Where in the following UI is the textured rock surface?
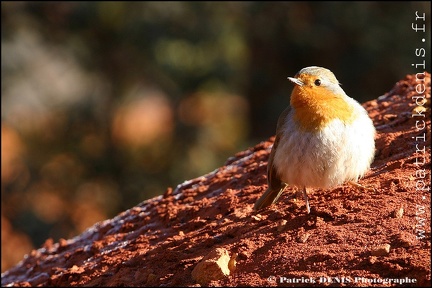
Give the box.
[191,247,234,285]
[1,73,431,287]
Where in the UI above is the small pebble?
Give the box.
[297,232,310,243]
[392,207,404,218]
[277,219,287,232]
[371,244,391,256]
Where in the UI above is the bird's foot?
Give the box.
[348,181,377,192]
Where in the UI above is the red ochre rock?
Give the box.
[191,247,234,285]
[1,73,431,287]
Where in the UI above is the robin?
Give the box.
[254,66,375,213]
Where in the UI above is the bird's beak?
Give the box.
[287,77,304,86]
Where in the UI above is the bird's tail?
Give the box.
[253,185,286,210]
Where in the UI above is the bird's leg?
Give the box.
[302,186,310,214]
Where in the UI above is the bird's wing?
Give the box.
[254,106,290,210]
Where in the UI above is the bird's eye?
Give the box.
[314,79,321,86]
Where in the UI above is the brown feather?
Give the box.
[254,107,290,210]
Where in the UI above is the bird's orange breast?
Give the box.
[290,85,356,132]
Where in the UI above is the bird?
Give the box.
[254,66,375,213]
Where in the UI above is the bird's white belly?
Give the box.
[273,114,375,188]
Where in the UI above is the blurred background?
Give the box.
[1,2,430,272]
